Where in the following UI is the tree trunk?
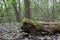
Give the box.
[21,18,60,35]
[18,0,21,20]
[24,0,30,19]
[51,0,55,22]
[12,1,20,22]
[3,0,10,22]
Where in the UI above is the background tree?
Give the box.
[12,0,20,22]
[24,0,30,19]
[0,0,60,22]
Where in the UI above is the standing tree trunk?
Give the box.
[3,0,10,22]
[51,0,55,22]
[12,0,20,22]
[24,0,30,19]
[46,0,51,22]
[18,0,21,20]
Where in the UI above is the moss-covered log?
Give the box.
[20,18,60,35]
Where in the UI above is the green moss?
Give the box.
[21,18,44,30]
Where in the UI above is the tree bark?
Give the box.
[12,1,20,22]
[18,0,21,19]
[21,18,60,35]
[3,0,10,22]
[24,0,30,19]
[51,0,55,22]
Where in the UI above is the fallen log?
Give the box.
[20,18,60,35]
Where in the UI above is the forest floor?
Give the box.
[0,23,60,40]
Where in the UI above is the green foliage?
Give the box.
[0,0,60,22]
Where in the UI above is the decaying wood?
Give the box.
[20,18,60,35]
